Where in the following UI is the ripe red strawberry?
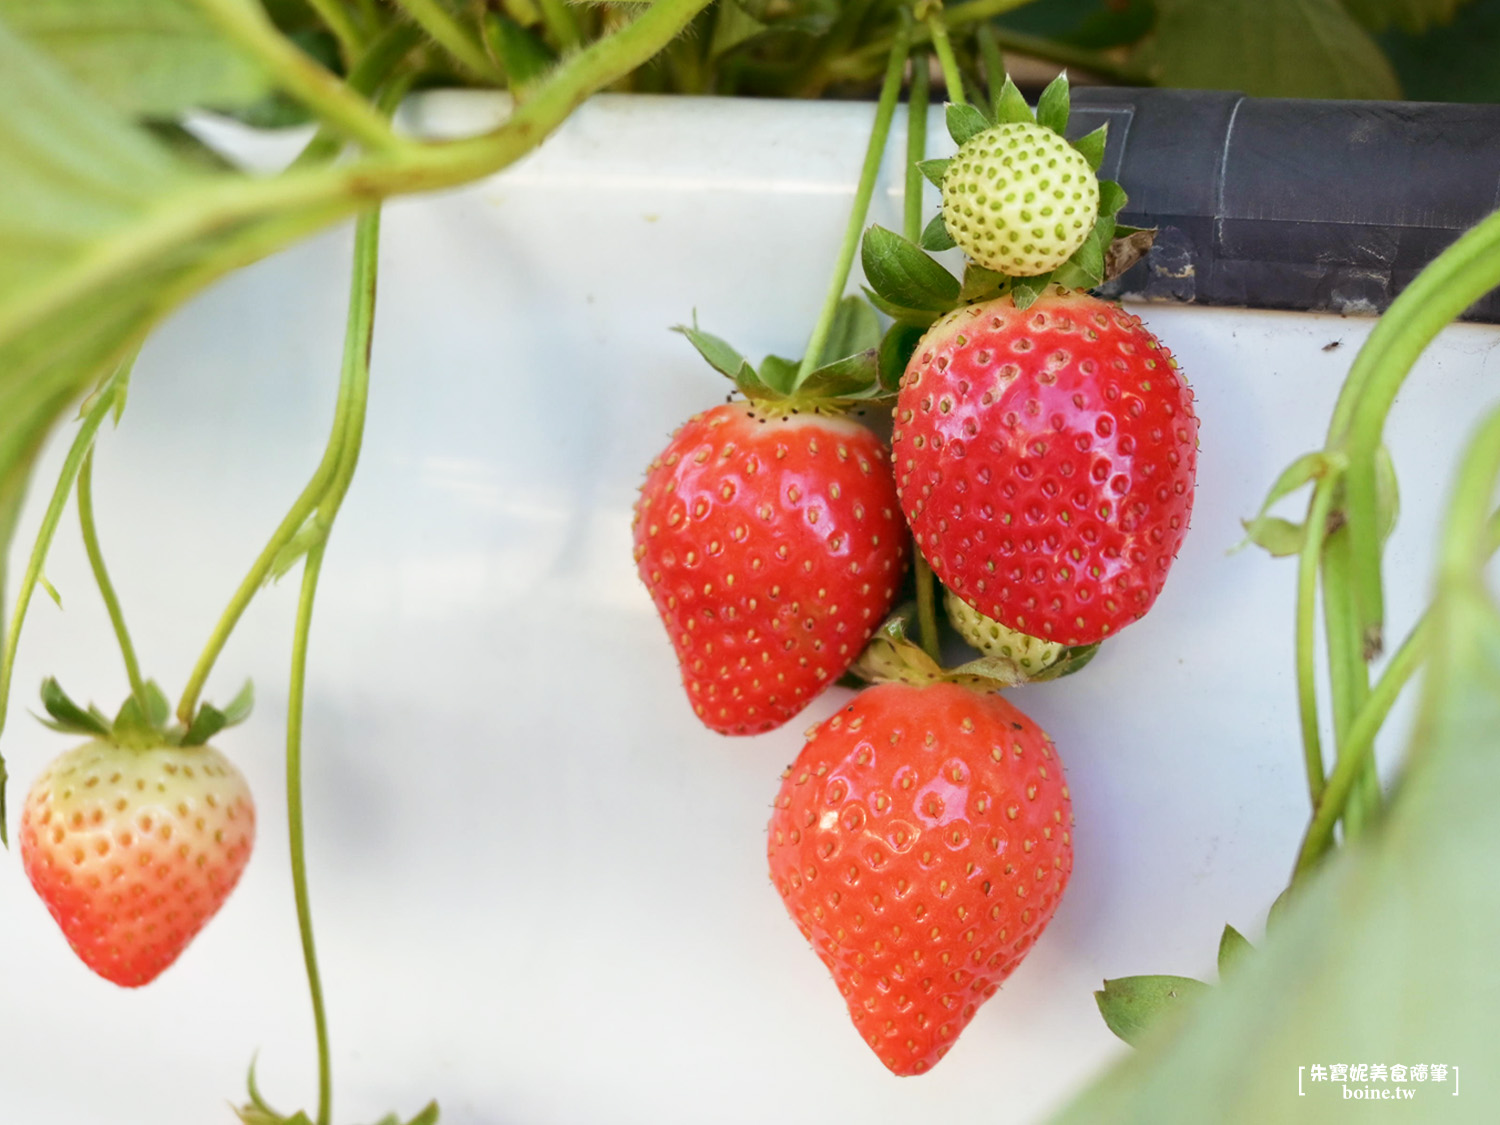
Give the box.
[20,737,255,987]
[768,680,1073,1075]
[893,289,1198,646]
[634,402,908,735]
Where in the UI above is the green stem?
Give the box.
[537,0,585,52]
[793,28,910,389]
[391,0,505,83]
[305,0,369,65]
[914,555,942,662]
[1327,208,1500,671]
[924,6,967,104]
[904,52,930,244]
[287,539,333,1125]
[290,205,380,1125]
[1295,473,1340,805]
[0,367,128,842]
[293,21,425,169]
[976,22,1005,105]
[186,0,410,153]
[1320,525,1373,837]
[77,449,150,714]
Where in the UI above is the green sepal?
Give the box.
[266,521,325,584]
[1240,515,1305,558]
[920,211,956,252]
[1029,642,1101,682]
[113,680,172,736]
[850,604,1082,692]
[1053,215,1113,290]
[1095,975,1211,1047]
[1072,124,1108,171]
[992,76,1035,126]
[481,12,556,93]
[1035,71,1070,135]
[863,288,942,327]
[38,678,111,738]
[959,262,1007,304]
[946,101,992,147]
[38,574,62,609]
[182,680,254,747]
[1098,179,1128,219]
[917,157,952,188]
[819,295,881,365]
[673,318,756,386]
[1217,923,1254,977]
[1376,443,1400,545]
[796,350,885,402]
[878,322,926,392]
[1010,272,1053,311]
[756,354,800,396]
[860,225,961,312]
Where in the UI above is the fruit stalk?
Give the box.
[77,448,151,717]
[902,50,943,662]
[793,25,910,390]
[920,2,966,104]
[0,363,130,840]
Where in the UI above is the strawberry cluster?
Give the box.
[634,74,1198,1076]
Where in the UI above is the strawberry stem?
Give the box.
[921,2,967,104]
[0,360,131,843]
[793,25,911,392]
[77,447,151,720]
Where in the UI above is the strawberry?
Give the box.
[893,289,1198,646]
[21,737,255,987]
[941,122,1100,277]
[767,680,1073,1075]
[19,679,256,987]
[634,401,909,735]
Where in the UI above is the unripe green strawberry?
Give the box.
[20,738,255,987]
[943,588,1065,675]
[941,122,1099,277]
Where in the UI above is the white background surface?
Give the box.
[1,94,1497,1124]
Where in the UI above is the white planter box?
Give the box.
[1,93,1495,1124]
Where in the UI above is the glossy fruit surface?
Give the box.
[635,402,908,734]
[768,681,1073,1075]
[894,290,1198,645]
[20,738,255,987]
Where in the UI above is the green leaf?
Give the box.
[860,226,961,313]
[1239,515,1306,557]
[0,0,274,117]
[1240,450,1345,551]
[482,12,558,92]
[708,0,768,57]
[1379,0,1500,103]
[1010,273,1053,311]
[1035,71,1070,135]
[1071,124,1107,171]
[917,157,951,188]
[1217,924,1254,977]
[878,322,925,392]
[946,101,992,147]
[1095,975,1211,1047]
[920,212,957,252]
[39,678,111,737]
[819,295,880,365]
[1143,0,1401,99]
[1342,0,1470,32]
[992,76,1035,125]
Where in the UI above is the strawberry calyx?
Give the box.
[36,675,253,751]
[674,294,898,417]
[847,603,1098,691]
[237,1057,439,1125]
